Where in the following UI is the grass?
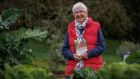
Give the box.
[104,39,122,55]
[26,39,65,78]
[103,54,121,65]
[26,40,49,59]
[102,39,122,66]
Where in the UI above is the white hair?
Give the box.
[72,2,88,14]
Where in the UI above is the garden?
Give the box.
[0,0,140,79]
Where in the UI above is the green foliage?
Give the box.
[102,39,121,65]
[25,38,65,73]
[4,64,54,79]
[0,33,34,67]
[71,63,140,79]
[103,55,121,65]
[0,8,47,69]
[46,40,65,72]
[104,39,121,55]
[126,50,140,64]
[100,62,140,79]
[123,64,140,79]
[107,62,128,79]
[12,27,47,42]
[24,28,47,42]
[0,8,21,30]
[116,41,140,62]
[71,67,101,79]
[84,0,134,39]
[1,0,140,41]
[0,27,47,68]
[117,41,140,54]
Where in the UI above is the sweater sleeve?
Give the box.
[62,32,74,60]
[87,29,105,58]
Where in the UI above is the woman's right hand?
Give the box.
[73,54,82,61]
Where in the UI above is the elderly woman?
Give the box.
[62,2,105,78]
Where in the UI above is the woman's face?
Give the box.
[74,10,87,23]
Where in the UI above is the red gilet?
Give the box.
[65,17,103,76]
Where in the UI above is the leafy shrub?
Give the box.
[41,35,65,72]
[4,64,54,79]
[116,41,140,62]
[0,8,47,70]
[126,49,140,64]
[117,41,140,54]
[0,34,34,67]
[0,27,47,69]
[100,62,140,79]
[71,62,140,79]
[0,8,21,30]
[71,67,101,79]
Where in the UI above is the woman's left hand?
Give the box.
[80,52,88,59]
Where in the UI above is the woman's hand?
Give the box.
[73,54,82,61]
[80,52,88,59]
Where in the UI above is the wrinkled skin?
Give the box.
[73,10,88,24]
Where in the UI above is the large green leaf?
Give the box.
[0,8,21,29]
[24,29,47,41]
[14,28,47,42]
